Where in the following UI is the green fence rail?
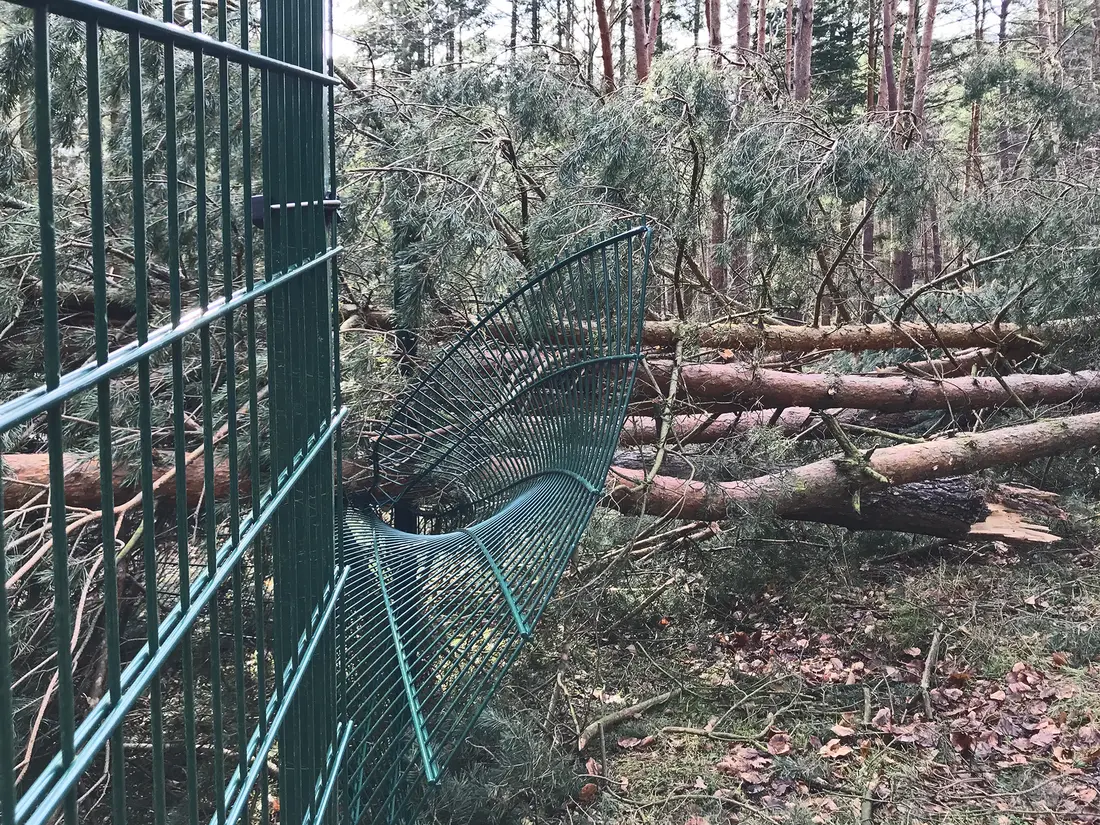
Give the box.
[0,1,345,823]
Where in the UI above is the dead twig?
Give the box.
[577,689,681,751]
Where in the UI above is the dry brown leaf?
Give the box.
[578,783,599,805]
[1052,651,1070,667]
[585,757,602,776]
[831,724,856,738]
[819,738,852,758]
[767,733,792,756]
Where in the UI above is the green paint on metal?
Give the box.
[343,224,651,822]
[2,0,344,823]
[458,528,531,638]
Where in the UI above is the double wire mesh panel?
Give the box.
[343,225,651,823]
[0,1,344,823]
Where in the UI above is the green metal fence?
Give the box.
[0,1,345,824]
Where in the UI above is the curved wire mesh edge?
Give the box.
[342,223,652,824]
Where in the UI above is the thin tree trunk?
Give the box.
[511,0,519,50]
[757,0,767,52]
[738,0,752,50]
[793,0,814,100]
[879,0,898,110]
[708,0,722,65]
[998,0,1012,174]
[910,0,938,130]
[785,0,794,87]
[897,0,918,107]
[647,0,663,66]
[866,0,878,109]
[620,0,628,84]
[595,0,616,90]
[632,0,649,78]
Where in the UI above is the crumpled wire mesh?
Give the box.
[341,223,651,823]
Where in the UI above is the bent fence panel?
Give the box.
[343,225,651,823]
[0,0,344,823]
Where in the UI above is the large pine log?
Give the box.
[620,409,818,444]
[2,452,237,511]
[347,306,1077,354]
[634,363,1100,413]
[604,412,1100,532]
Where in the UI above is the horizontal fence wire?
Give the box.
[0,0,344,824]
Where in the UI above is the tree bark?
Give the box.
[879,0,898,110]
[707,0,722,65]
[998,0,1012,174]
[639,317,1073,352]
[910,0,938,131]
[620,409,819,444]
[2,452,238,511]
[605,411,1100,529]
[897,0,918,107]
[785,0,794,87]
[738,0,752,50]
[350,307,1083,355]
[595,0,616,90]
[757,0,767,52]
[634,362,1100,413]
[631,0,662,80]
[792,0,814,100]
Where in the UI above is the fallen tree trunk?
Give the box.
[610,446,1057,540]
[2,452,237,511]
[604,412,1100,534]
[634,363,1100,413]
[347,305,1079,354]
[639,319,1073,352]
[10,411,1092,537]
[620,409,829,444]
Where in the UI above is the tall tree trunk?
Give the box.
[631,0,662,79]
[897,0,918,107]
[792,0,814,100]
[879,0,898,110]
[632,0,649,78]
[965,0,984,191]
[1093,0,1100,80]
[737,0,752,51]
[511,0,520,50]
[785,0,794,88]
[998,0,1012,174]
[595,0,616,90]
[910,0,938,130]
[707,0,722,65]
[1037,0,1050,76]
[866,0,878,109]
[648,0,663,66]
[757,0,767,52]
[620,0,628,84]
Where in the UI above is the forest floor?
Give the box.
[485,523,1100,825]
